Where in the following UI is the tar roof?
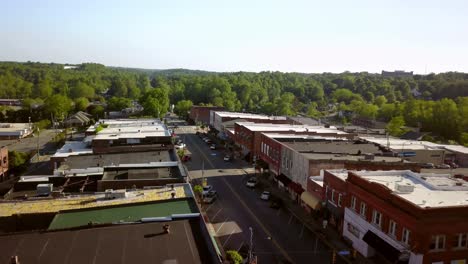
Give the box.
[0,185,192,217]
[237,122,348,134]
[283,141,380,154]
[354,170,468,208]
[264,133,346,141]
[215,111,287,120]
[0,219,215,264]
[301,153,402,162]
[48,199,198,230]
[59,150,173,170]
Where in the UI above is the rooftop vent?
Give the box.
[395,182,414,193]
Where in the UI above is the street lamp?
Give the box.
[249,227,253,263]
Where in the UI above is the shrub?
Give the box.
[226,250,243,264]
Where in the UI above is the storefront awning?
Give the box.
[300,192,321,210]
[362,231,401,263]
[276,174,292,186]
[288,182,304,195]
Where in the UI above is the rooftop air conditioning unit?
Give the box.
[395,182,414,193]
[37,183,53,196]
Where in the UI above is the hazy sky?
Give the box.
[1,0,467,73]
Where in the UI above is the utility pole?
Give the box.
[36,128,40,162]
[249,227,253,263]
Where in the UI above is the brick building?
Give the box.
[241,125,351,162]
[0,146,8,182]
[341,170,468,264]
[189,106,225,125]
[211,112,291,132]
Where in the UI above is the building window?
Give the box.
[350,196,356,211]
[402,228,410,245]
[372,210,382,228]
[388,220,397,238]
[454,233,468,248]
[338,194,342,207]
[330,189,335,203]
[325,185,329,196]
[430,235,446,251]
[359,202,367,218]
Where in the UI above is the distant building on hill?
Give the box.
[381,70,413,78]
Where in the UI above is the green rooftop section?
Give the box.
[48,199,197,230]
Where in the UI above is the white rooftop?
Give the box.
[215,111,287,120]
[326,169,349,181]
[354,170,468,208]
[441,144,468,155]
[52,141,93,158]
[360,136,444,150]
[360,136,468,154]
[93,124,170,140]
[237,122,348,134]
[263,133,347,141]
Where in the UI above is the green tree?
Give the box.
[175,100,193,118]
[386,116,406,136]
[374,95,387,107]
[74,97,89,111]
[107,97,132,111]
[44,94,72,120]
[140,88,170,118]
[226,250,243,264]
[306,102,322,118]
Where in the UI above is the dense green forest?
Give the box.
[0,61,467,145]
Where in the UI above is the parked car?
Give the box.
[436,164,451,169]
[202,185,214,195]
[210,144,216,150]
[421,163,435,169]
[224,155,232,162]
[448,162,459,169]
[260,191,271,201]
[206,139,213,144]
[246,177,257,188]
[175,143,186,149]
[202,191,218,203]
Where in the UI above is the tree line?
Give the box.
[0,61,467,145]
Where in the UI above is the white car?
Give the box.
[260,191,271,200]
[202,185,214,196]
[223,155,232,162]
[202,191,217,203]
[175,143,186,149]
[210,144,216,150]
[246,178,257,188]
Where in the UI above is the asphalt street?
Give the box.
[178,126,333,264]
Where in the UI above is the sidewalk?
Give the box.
[258,175,374,264]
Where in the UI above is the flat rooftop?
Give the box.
[58,150,173,170]
[48,199,198,230]
[354,170,468,208]
[102,166,182,180]
[0,219,215,264]
[215,111,287,120]
[264,133,347,141]
[0,184,192,217]
[52,141,93,158]
[283,141,380,154]
[359,136,442,151]
[301,153,402,162]
[361,136,468,154]
[0,123,30,131]
[237,122,348,134]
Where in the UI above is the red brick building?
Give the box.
[0,146,9,182]
[342,170,468,264]
[188,106,225,125]
[241,124,352,162]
